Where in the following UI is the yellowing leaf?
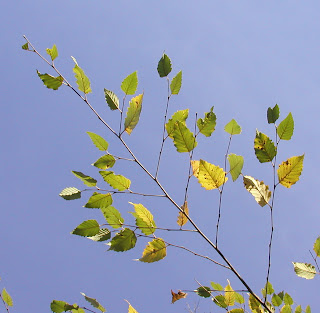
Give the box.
[129,202,156,235]
[165,109,189,138]
[224,282,235,306]
[191,160,200,176]
[292,262,316,279]
[71,56,92,94]
[2,288,13,307]
[125,300,139,313]
[177,201,189,227]
[277,155,304,188]
[124,94,143,135]
[248,294,263,313]
[243,176,271,207]
[171,290,187,304]
[139,238,166,263]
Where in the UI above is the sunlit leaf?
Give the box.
[80,292,106,312]
[234,292,245,304]
[93,154,116,170]
[284,293,293,305]
[277,155,304,188]
[37,70,63,90]
[72,171,97,187]
[295,305,302,313]
[280,304,292,313]
[272,293,283,307]
[129,202,156,235]
[171,290,187,304]
[254,130,277,163]
[157,53,172,77]
[170,70,182,95]
[2,288,13,307]
[108,228,137,252]
[277,113,294,140]
[71,220,100,237]
[87,228,111,242]
[84,192,113,209]
[100,171,131,191]
[213,295,227,308]
[125,300,138,313]
[305,305,311,313]
[229,309,244,313]
[228,154,244,181]
[196,286,211,298]
[165,109,189,138]
[124,94,143,134]
[101,206,124,228]
[261,281,274,297]
[172,121,197,152]
[313,236,320,257]
[197,106,217,137]
[71,56,92,94]
[292,262,316,279]
[224,283,235,306]
[50,300,68,313]
[104,89,119,110]
[139,238,166,262]
[191,160,200,176]
[243,175,271,207]
[177,201,189,227]
[87,132,109,151]
[267,104,280,124]
[59,187,81,200]
[224,119,241,135]
[121,71,138,95]
[248,294,263,313]
[210,281,223,291]
[46,44,58,61]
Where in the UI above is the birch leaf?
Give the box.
[243,176,271,207]
[177,201,189,227]
[278,155,304,188]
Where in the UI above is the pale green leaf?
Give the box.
[59,187,81,200]
[277,155,304,188]
[272,293,283,307]
[46,44,58,61]
[277,112,294,140]
[139,238,166,263]
[100,171,131,191]
[261,281,274,297]
[108,228,137,252]
[124,94,143,134]
[234,292,244,304]
[172,121,197,152]
[121,71,138,95]
[50,300,68,313]
[306,305,311,313]
[101,206,124,228]
[165,109,189,138]
[267,104,280,124]
[228,154,244,181]
[243,175,271,207]
[292,262,316,279]
[104,89,119,110]
[248,294,263,313]
[224,119,241,135]
[229,309,244,313]
[86,132,109,151]
[224,283,235,306]
[71,220,100,237]
[210,281,223,291]
[197,106,217,137]
[280,304,292,313]
[87,228,111,242]
[71,56,92,94]
[72,171,97,187]
[93,155,116,170]
[254,130,277,163]
[157,53,172,77]
[313,236,320,257]
[37,70,63,90]
[295,305,302,313]
[80,292,106,312]
[284,293,293,305]
[129,202,156,235]
[170,70,182,95]
[84,192,113,209]
[2,288,13,307]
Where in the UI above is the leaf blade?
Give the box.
[71,56,92,94]
[170,70,182,94]
[139,238,166,263]
[124,94,143,134]
[121,71,138,95]
[157,53,172,77]
[277,155,304,188]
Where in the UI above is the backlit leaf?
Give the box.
[108,228,137,252]
[87,132,109,151]
[267,104,280,124]
[124,94,143,134]
[121,71,138,95]
[272,293,283,307]
[100,171,131,191]
[46,44,58,61]
[126,301,139,313]
[277,155,304,188]
[224,119,241,135]
[139,238,166,262]
[228,154,244,181]
[210,281,223,291]
[22,42,29,50]
[313,236,320,257]
[248,294,263,313]
[261,281,274,297]
[224,283,235,306]
[37,70,63,90]
[80,292,106,312]
[104,89,119,110]
[171,290,187,304]
[277,113,294,140]
[234,292,244,304]
[170,70,182,95]
[213,295,227,308]
[87,228,111,242]
[196,286,211,298]
[295,305,302,313]
[72,171,97,187]
[165,109,189,138]
[50,300,68,313]
[157,53,172,77]
[306,305,311,313]
[191,160,200,176]
[59,187,81,200]
[172,121,197,152]
[292,262,316,279]
[71,220,100,237]
[129,202,156,235]
[280,304,292,313]
[84,192,113,209]
[197,107,217,137]
[177,201,189,227]
[71,56,92,94]
[229,309,244,313]
[243,175,271,207]
[101,206,124,228]
[93,155,116,170]
[284,293,293,305]
[2,288,13,307]
[254,130,277,163]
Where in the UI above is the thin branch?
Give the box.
[107,223,198,232]
[309,250,320,273]
[94,188,166,197]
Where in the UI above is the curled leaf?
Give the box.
[171,290,187,304]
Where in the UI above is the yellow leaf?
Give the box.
[224,282,235,306]
[177,201,189,227]
[243,176,271,207]
[171,290,187,304]
[139,238,166,263]
[277,155,304,188]
[191,160,200,177]
[197,159,227,190]
[125,300,138,313]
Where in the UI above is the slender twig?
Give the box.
[309,250,320,273]
[94,188,166,197]
[119,96,127,135]
[82,307,97,313]
[107,223,198,232]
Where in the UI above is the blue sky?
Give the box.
[2,1,320,312]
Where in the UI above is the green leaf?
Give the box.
[46,44,58,61]
[93,155,116,170]
[224,119,241,135]
[71,220,100,237]
[100,171,131,191]
[210,281,223,291]
[196,286,211,298]
[194,159,228,190]
[295,305,302,313]
[267,104,280,124]
[228,154,244,181]
[248,294,262,313]
[165,109,189,138]
[243,175,271,207]
[124,94,143,134]
[72,171,97,187]
[213,295,227,308]
[139,238,166,263]
[170,70,182,95]
[121,71,138,95]
[277,155,304,188]
[254,130,277,163]
[261,281,274,297]
[229,309,244,313]
[101,206,124,228]
[280,304,292,313]
[22,42,29,50]
[87,132,109,151]
[272,293,283,307]
[129,202,156,235]
[37,70,64,90]
[277,113,294,140]
[234,292,244,304]
[84,192,113,209]
[108,228,137,252]
[224,283,235,306]
[172,121,197,152]
[284,293,293,305]
[313,236,320,257]
[157,53,172,77]
[305,305,311,313]
[197,107,217,137]
[50,300,68,313]
[80,292,106,312]
[71,56,92,94]
[292,262,316,279]
[87,228,111,242]
[104,89,119,110]
[2,288,13,307]
[59,187,81,200]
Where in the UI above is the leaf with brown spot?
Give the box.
[177,201,189,227]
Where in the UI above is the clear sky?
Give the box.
[2,1,320,312]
